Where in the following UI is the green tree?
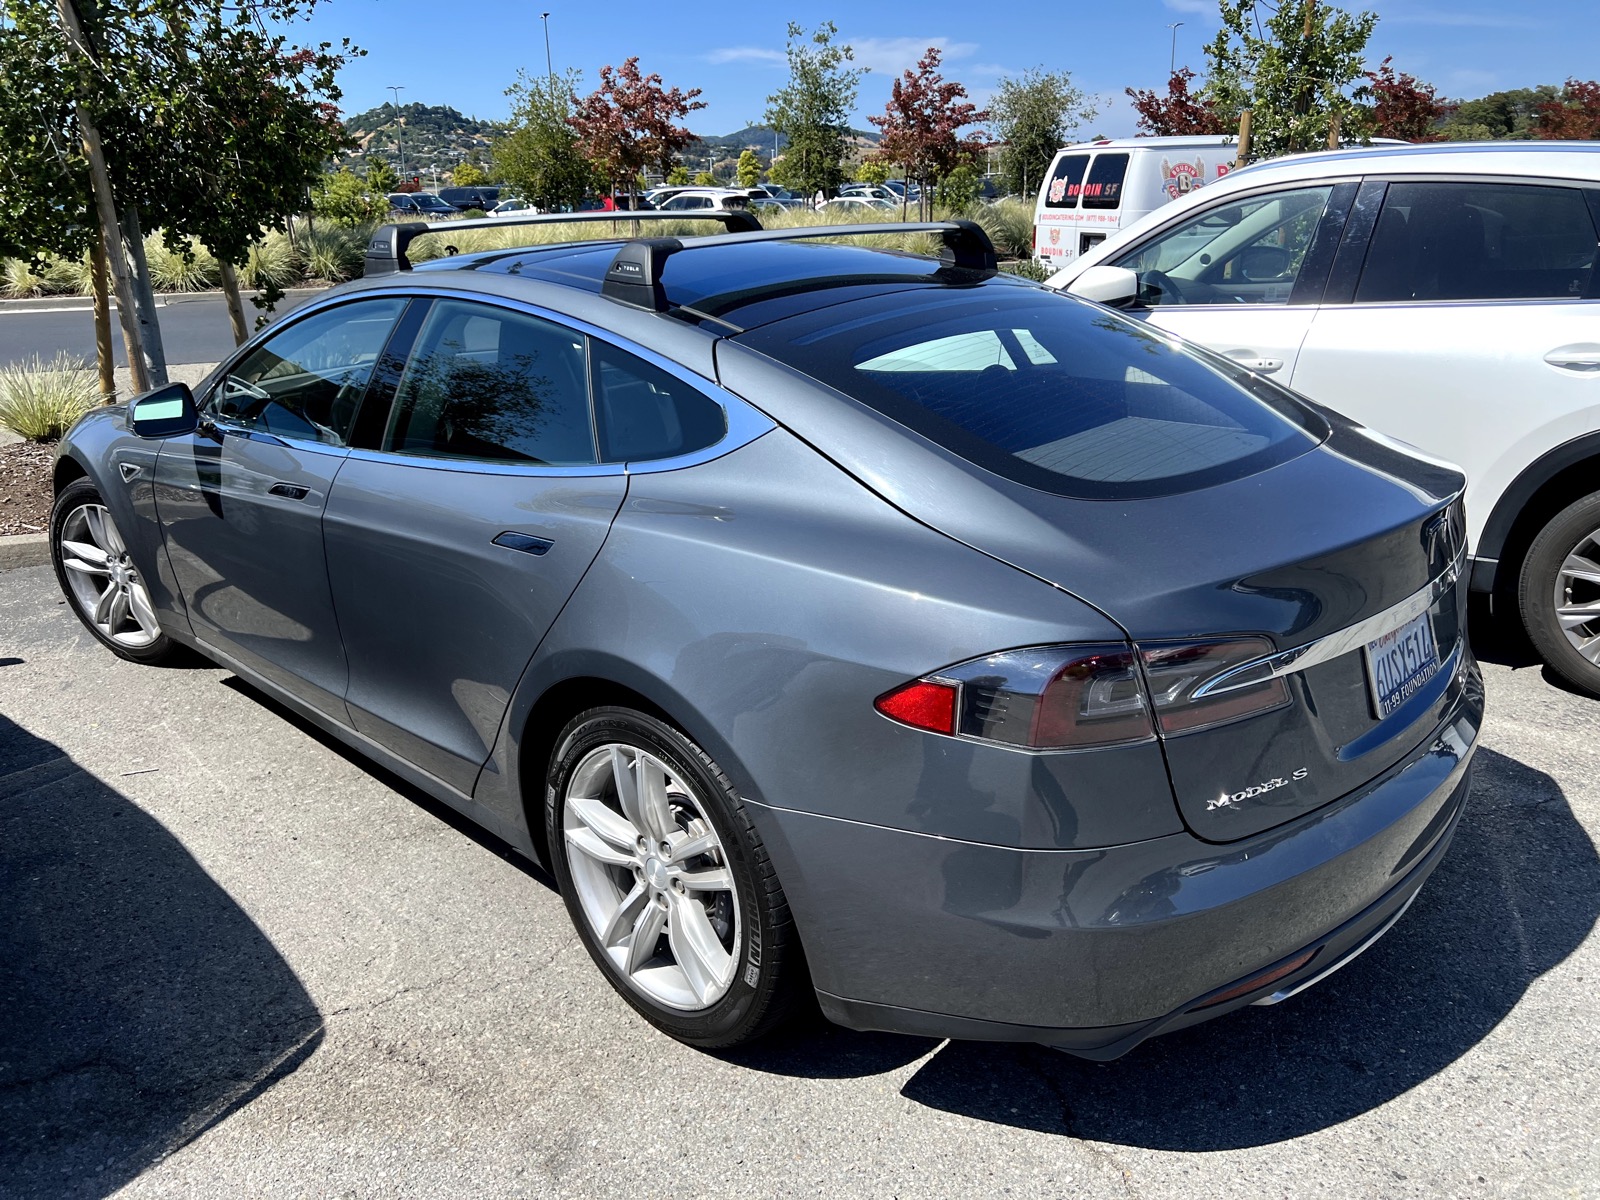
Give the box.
[365,157,399,194]
[693,171,716,186]
[935,162,982,213]
[492,68,598,212]
[313,168,385,227]
[736,149,762,188]
[0,0,355,387]
[1440,86,1559,140]
[855,158,891,187]
[764,21,866,200]
[666,165,691,185]
[989,67,1098,198]
[1203,0,1377,158]
[452,161,489,186]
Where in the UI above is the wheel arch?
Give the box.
[52,450,89,494]
[1474,431,1600,596]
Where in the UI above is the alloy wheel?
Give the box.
[57,503,162,650]
[1552,527,1600,665]
[562,743,740,1011]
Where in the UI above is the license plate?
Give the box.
[1364,611,1440,719]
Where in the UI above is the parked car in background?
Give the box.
[838,184,900,205]
[818,195,895,216]
[1050,141,1600,695]
[757,184,805,209]
[51,210,1479,1058]
[439,185,502,212]
[655,188,764,211]
[388,192,462,219]
[490,197,535,218]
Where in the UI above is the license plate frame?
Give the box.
[1363,610,1441,720]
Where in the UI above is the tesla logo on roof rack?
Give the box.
[609,260,643,278]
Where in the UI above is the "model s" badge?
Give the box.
[1208,768,1310,811]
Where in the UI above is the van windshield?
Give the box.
[739,288,1327,500]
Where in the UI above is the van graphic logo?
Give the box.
[1049,228,1060,245]
[1162,157,1206,199]
[1048,177,1068,203]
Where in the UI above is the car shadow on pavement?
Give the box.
[893,745,1599,1147]
[0,715,323,1198]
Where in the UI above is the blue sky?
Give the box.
[287,0,1600,137]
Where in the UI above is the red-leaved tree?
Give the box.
[1365,57,1451,142]
[869,47,988,219]
[1126,69,1232,136]
[1535,79,1600,139]
[569,57,705,198]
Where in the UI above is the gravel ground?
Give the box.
[0,441,53,537]
[1,566,1597,1199]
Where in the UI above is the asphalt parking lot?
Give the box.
[2,561,1597,1199]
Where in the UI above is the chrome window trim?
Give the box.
[253,283,776,478]
[1193,547,1466,700]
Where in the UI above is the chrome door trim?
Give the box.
[1193,548,1466,699]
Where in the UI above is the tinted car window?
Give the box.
[591,342,726,463]
[1081,153,1130,210]
[385,300,597,465]
[741,290,1325,500]
[1114,186,1333,306]
[1044,155,1090,209]
[211,298,406,445]
[1356,182,1599,303]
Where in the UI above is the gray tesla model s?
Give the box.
[49,214,1482,1057]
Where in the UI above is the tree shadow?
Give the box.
[0,715,323,1197]
[895,746,1599,1146]
[729,746,1598,1137]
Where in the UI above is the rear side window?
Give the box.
[1356,182,1599,303]
[385,300,597,465]
[1044,155,1090,209]
[1081,153,1130,210]
[741,290,1326,500]
[591,342,726,463]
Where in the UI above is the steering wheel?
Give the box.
[1138,269,1188,307]
[218,375,274,420]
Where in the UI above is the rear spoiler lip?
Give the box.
[362,209,763,276]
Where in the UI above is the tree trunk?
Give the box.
[118,206,169,388]
[1235,109,1254,169]
[89,234,115,402]
[216,256,249,346]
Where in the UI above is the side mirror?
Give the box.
[127,382,198,439]
[1067,264,1141,307]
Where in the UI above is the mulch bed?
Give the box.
[0,441,55,537]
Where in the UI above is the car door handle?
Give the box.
[493,530,555,557]
[1224,352,1284,374]
[267,483,311,500]
[1544,344,1600,372]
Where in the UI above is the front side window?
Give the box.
[385,300,597,465]
[210,298,406,445]
[741,290,1326,500]
[1114,186,1334,306]
[1355,181,1599,303]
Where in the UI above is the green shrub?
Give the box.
[300,226,365,282]
[145,236,219,291]
[459,208,489,220]
[45,250,96,296]
[1000,257,1052,282]
[243,231,301,290]
[973,197,1037,260]
[313,168,388,227]
[1,257,52,299]
[0,353,102,441]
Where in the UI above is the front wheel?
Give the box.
[1519,490,1600,696]
[50,478,176,664]
[546,707,804,1048]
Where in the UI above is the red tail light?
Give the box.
[875,638,1287,750]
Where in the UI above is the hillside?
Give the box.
[339,103,508,179]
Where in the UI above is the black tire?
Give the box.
[50,477,176,665]
[545,706,804,1048]
[1519,490,1600,696]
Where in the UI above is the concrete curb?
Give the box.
[0,533,49,570]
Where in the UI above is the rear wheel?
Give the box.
[546,706,803,1048]
[50,478,175,664]
[1519,490,1600,695]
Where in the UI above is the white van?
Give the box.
[1033,135,1241,268]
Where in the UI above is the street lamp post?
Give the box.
[1167,22,1183,76]
[540,12,554,83]
[388,84,406,182]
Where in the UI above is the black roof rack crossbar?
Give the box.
[597,220,998,311]
[363,208,764,276]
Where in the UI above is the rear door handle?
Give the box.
[267,482,311,501]
[1544,344,1600,372]
[1225,352,1284,374]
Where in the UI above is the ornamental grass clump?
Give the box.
[145,236,219,291]
[1,257,52,299]
[0,354,102,442]
[299,226,366,282]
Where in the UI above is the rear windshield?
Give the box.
[739,289,1326,499]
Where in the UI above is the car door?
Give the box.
[321,298,727,794]
[1290,178,1600,549]
[155,297,409,718]
[1092,181,1358,382]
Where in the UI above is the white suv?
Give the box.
[1049,142,1600,694]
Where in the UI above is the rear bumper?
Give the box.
[747,663,1482,1058]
